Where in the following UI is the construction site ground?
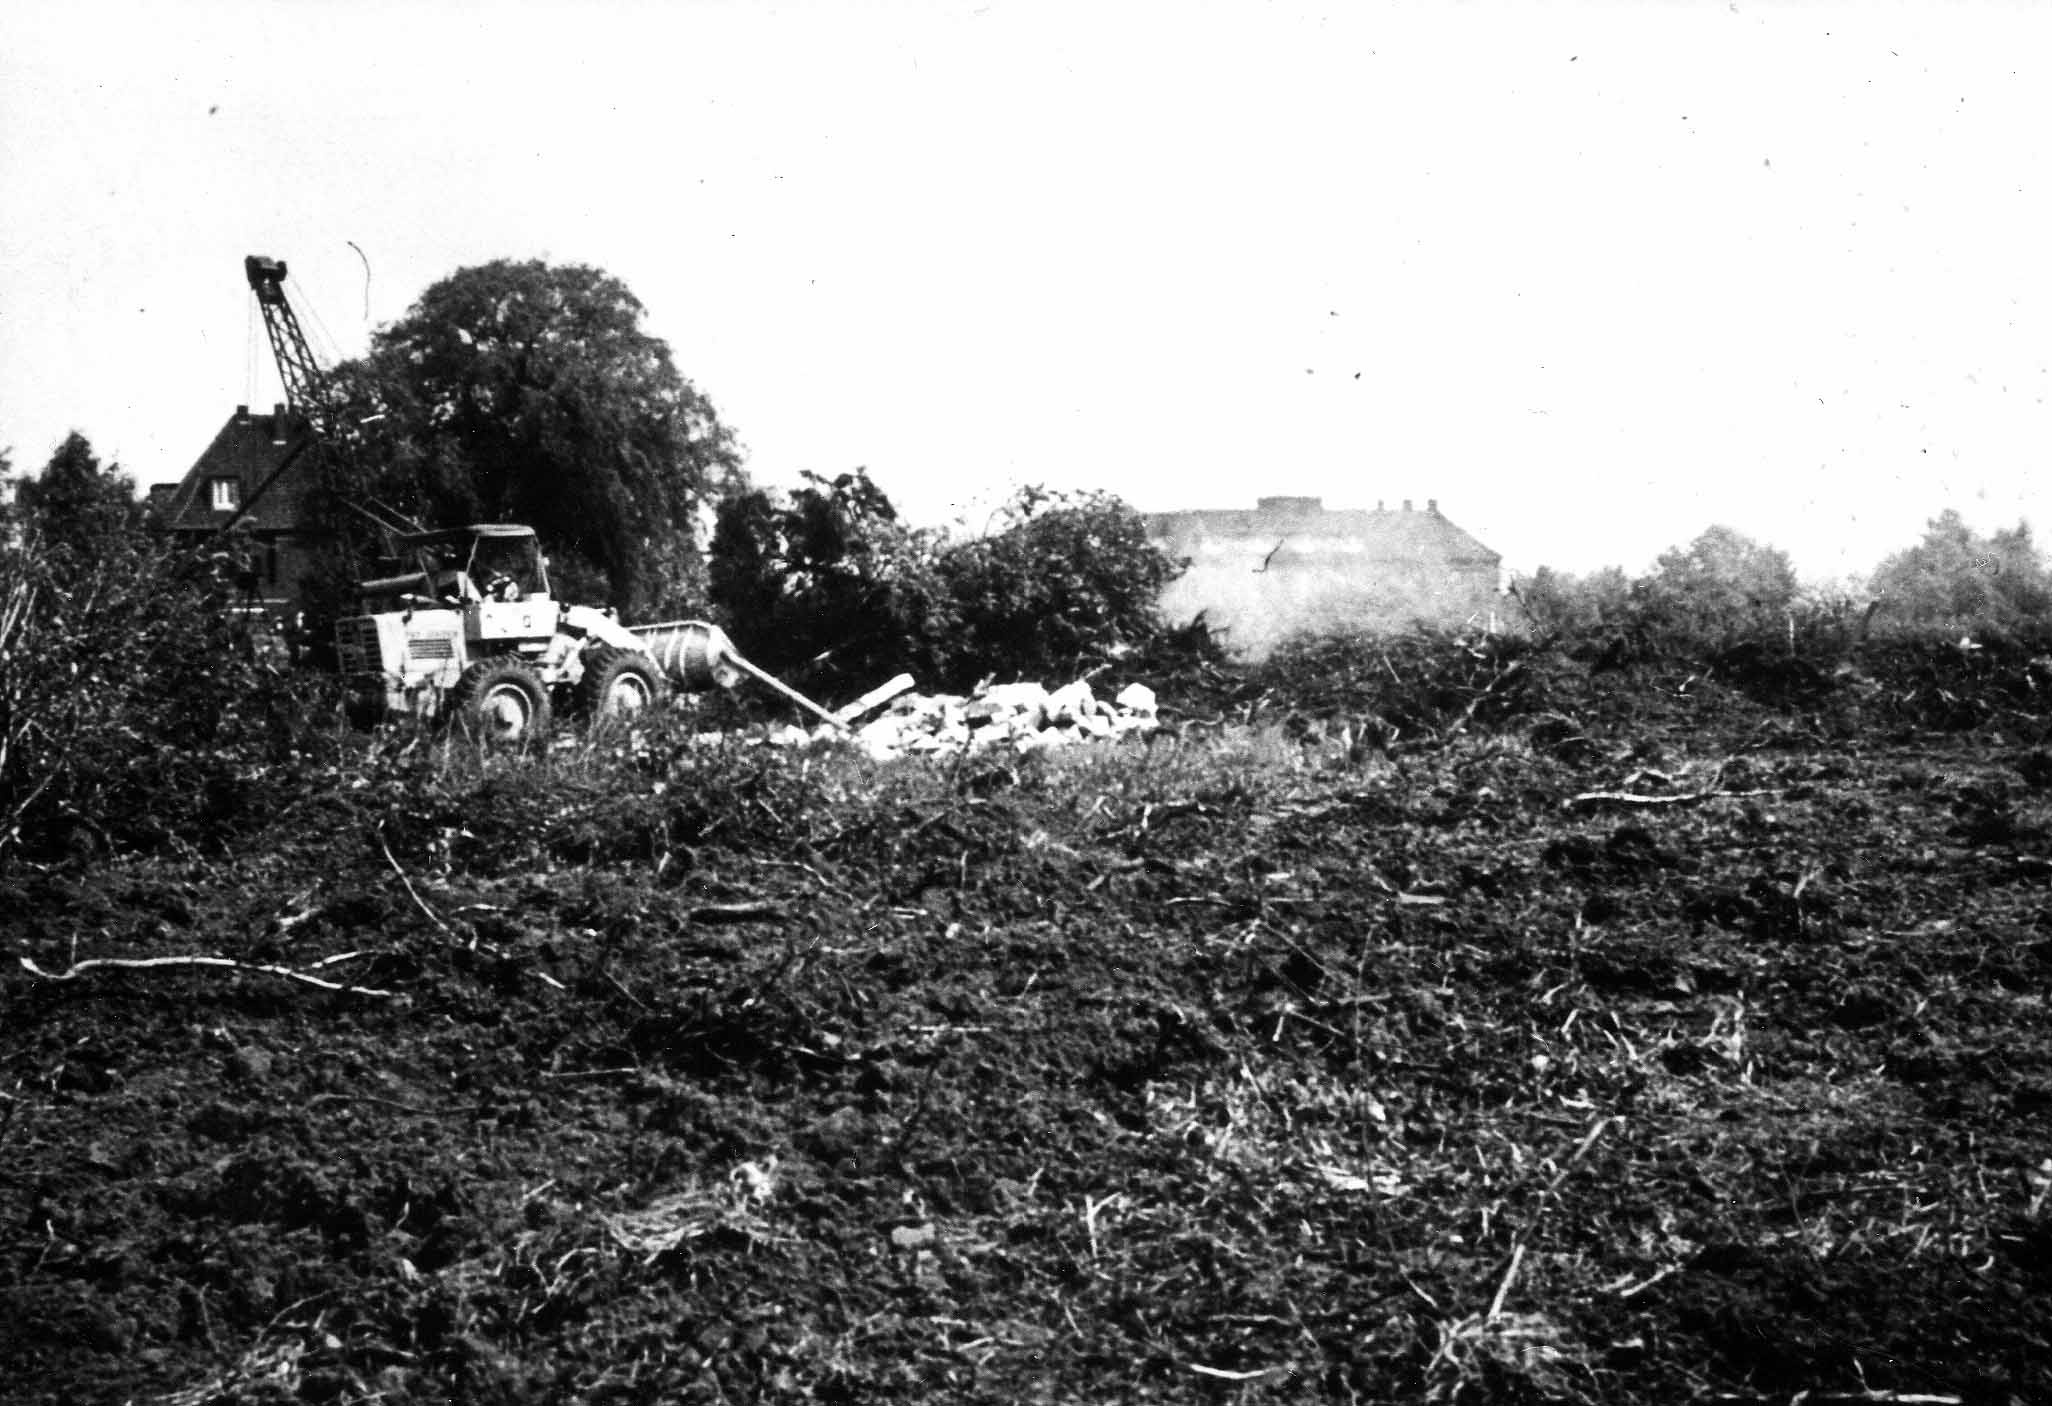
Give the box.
[4,640,2050,1404]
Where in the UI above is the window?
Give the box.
[210,478,239,511]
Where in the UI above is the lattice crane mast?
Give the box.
[244,255,330,431]
[230,254,415,540]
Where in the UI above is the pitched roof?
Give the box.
[1148,496,1500,566]
[152,406,320,535]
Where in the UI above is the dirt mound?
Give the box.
[3,643,2050,1403]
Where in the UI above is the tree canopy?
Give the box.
[1510,563,1635,641]
[9,432,143,566]
[939,486,1183,683]
[1868,509,2051,638]
[1639,525,1799,649]
[1511,526,1803,659]
[329,260,744,618]
[709,470,953,693]
[709,473,1187,695]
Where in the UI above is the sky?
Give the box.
[2,0,2046,581]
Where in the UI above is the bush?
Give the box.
[0,532,321,861]
[1510,566,1636,648]
[1513,528,1813,668]
[708,470,957,697]
[936,487,1183,690]
[709,475,1190,697]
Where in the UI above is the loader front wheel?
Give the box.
[576,645,668,723]
[449,661,552,745]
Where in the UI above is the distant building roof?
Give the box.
[1148,495,1500,566]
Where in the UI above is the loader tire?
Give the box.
[448,661,552,745]
[575,645,668,723]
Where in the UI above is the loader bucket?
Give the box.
[631,620,849,731]
[633,621,743,690]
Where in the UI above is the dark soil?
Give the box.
[4,643,2050,1404]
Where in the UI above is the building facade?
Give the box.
[1145,495,1502,656]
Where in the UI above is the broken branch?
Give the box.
[688,901,785,925]
[1564,787,1775,811]
[18,953,401,1000]
[378,830,459,939]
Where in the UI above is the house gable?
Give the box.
[148,404,328,616]
[152,404,318,535]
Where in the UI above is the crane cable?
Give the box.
[245,290,260,409]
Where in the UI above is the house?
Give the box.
[1145,495,1502,655]
[148,403,324,617]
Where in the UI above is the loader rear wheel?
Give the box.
[576,645,668,722]
[448,661,551,745]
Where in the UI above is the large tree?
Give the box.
[1868,509,2051,637]
[332,260,744,619]
[709,473,1188,694]
[12,432,143,565]
[1641,524,1799,648]
[708,469,953,692]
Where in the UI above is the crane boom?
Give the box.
[244,255,327,426]
[227,254,420,540]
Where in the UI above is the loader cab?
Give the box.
[393,524,550,607]
[462,526,551,604]
[417,525,556,645]
[354,525,557,643]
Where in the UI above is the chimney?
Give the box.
[271,403,288,445]
[1257,495,1323,515]
[1428,498,1439,514]
[1376,499,1386,511]
[1402,498,1413,512]
[234,404,250,424]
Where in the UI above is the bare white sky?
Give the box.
[2,0,2046,579]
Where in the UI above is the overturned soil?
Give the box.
[4,646,2051,1404]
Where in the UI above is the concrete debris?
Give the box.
[710,678,1161,760]
[845,678,1160,760]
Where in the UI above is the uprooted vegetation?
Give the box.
[5,614,2052,1404]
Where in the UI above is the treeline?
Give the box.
[1513,516,2052,659]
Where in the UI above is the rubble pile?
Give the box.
[846,679,1159,760]
[736,678,1158,759]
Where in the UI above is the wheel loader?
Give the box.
[333,524,845,743]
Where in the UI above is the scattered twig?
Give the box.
[305,1092,478,1115]
[305,950,375,970]
[1564,787,1775,811]
[1602,1263,1681,1299]
[688,901,785,924]
[376,826,565,991]
[1707,1387,1961,1395]
[1441,658,1525,742]
[1486,1242,1526,1321]
[1477,1116,1614,1323]
[17,953,400,1000]
[540,1066,642,1081]
[1545,1115,1615,1195]
[272,887,321,937]
[1082,1192,1125,1259]
[378,829,459,940]
[1186,1362,1284,1381]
